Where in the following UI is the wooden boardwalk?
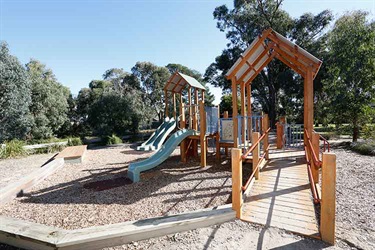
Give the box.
[242,150,320,238]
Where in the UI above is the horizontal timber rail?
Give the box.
[242,127,271,159]
[304,145,320,204]
[242,144,270,191]
[304,129,322,168]
[314,130,330,152]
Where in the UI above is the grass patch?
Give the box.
[67,137,83,146]
[0,140,27,159]
[350,140,375,156]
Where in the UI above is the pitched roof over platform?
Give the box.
[226,28,322,84]
[164,72,206,93]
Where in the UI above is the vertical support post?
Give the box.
[312,132,320,183]
[321,153,336,245]
[180,102,186,163]
[223,111,229,156]
[232,79,239,148]
[216,106,221,160]
[304,70,314,146]
[252,132,260,180]
[231,148,242,218]
[246,84,252,143]
[188,87,192,130]
[165,90,168,118]
[201,89,205,102]
[193,88,199,157]
[240,82,246,147]
[199,101,206,167]
[173,92,176,121]
[262,114,269,159]
[276,123,284,149]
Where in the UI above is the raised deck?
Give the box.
[241,150,320,239]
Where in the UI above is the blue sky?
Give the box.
[1,0,374,104]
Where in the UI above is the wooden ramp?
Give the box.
[242,151,320,239]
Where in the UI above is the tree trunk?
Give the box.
[268,83,277,129]
[352,116,359,142]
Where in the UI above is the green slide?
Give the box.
[128,129,195,182]
[137,117,176,151]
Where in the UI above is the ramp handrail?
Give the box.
[242,144,270,191]
[242,127,271,159]
[304,144,320,204]
[304,129,322,167]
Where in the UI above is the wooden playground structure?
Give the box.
[0,29,337,249]
[228,28,337,245]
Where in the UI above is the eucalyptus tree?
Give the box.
[324,11,375,141]
[0,42,32,141]
[26,60,70,139]
[205,0,332,125]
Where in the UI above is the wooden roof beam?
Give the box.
[163,72,178,91]
[272,44,310,73]
[226,28,273,80]
[245,52,276,85]
[274,53,306,78]
[237,45,273,84]
[171,76,185,93]
[268,32,320,69]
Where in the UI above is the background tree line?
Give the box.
[208,0,374,141]
[0,45,214,142]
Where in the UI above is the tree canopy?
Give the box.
[324,11,375,141]
[26,60,70,139]
[0,42,32,141]
[205,0,333,125]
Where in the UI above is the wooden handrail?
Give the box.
[304,145,320,204]
[242,127,271,159]
[304,129,322,167]
[242,144,270,191]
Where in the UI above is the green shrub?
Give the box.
[67,137,83,146]
[350,140,375,156]
[362,124,375,140]
[0,139,27,159]
[102,134,123,145]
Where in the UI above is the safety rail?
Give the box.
[304,144,320,204]
[242,127,271,159]
[242,144,270,191]
[241,127,271,191]
[317,131,331,152]
[304,129,322,168]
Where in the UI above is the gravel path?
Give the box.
[0,153,55,189]
[333,148,375,250]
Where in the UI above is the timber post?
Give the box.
[232,79,239,148]
[199,100,206,167]
[262,114,269,159]
[180,102,186,163]
[223,111,229,156]
[321,152,336,245]
[231,148,242,218]
[252,132,260,180]
[276,123,284,149]
[312,131,320,183]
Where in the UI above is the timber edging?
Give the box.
[0,204,235,250]
[0,158,65,205]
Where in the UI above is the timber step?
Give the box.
[56,145,87,163]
